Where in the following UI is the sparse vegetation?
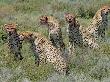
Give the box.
[0,0,110,82]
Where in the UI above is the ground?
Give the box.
[0,0,110,82]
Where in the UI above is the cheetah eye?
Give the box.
[6,28,9,29]
[11,28,15,30]
[40,19,43,21]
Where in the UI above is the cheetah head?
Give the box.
[64,13,76,24]
[39,15,48,25]
[4,23,18,34]
[19,31,33,41]
[100,5,110,16]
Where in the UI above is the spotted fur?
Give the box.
[64,13,83,54]
[65,13,99,51]
[86,5,110,40]
[40,16,65,53]
[4,23,23,60]
[19,31,69,75]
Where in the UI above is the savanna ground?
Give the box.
[0,0,110,82]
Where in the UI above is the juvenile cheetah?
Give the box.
[4,23,23,60]
[19,31,69,75]
[87,5,110,41]
[65,13,99,50]
[64,13,83,54]
[39,15,65,53]
[19,31,40,65]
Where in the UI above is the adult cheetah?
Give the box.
[65,13,99,51]
[39,15,65,53]
[64,13,83,54]
[4,23,23,60]
[19,31,69,75]
[86,5,110,41]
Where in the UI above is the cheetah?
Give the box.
[19,31,69,75]
[65,13,99,51]
[4,23,23,60]
[39,15,65,53]
[19,31,40,65]
[64,13,83,54]
[86,5,110,41]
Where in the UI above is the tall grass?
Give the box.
[0,0,110,82]
[51,0,110,18]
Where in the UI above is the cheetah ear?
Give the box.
[3,24,8,31]
[100,9,104,15]
[109,8,110,12]
[45,16,48,21]
[28,32,33,37]
[16,24,18,26]
[29,33,33,37]
[40,15,48,20]
[4,24,7,27]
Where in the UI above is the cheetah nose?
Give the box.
[105,12,108,15]
[8,32,13,35]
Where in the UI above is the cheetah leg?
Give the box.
[15,52,23,60]
[68,42,74,56]
[59,39,65,53]
[94,32,99,41]
[100,30,106,41]
[54,63,69,75]
[98,29,106,41]
[34,54,40,66]
[49,35,57,47]
[31,45,40,66]
[58,34,65,53]
[38,53,47,65]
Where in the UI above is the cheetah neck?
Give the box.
[93,9,108,24]
[68,22,76,28]
[47,21,60,34]
[67,20,79,32]
[48,21,59,28]
[29,37,36,51]
[7,30,19,41]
